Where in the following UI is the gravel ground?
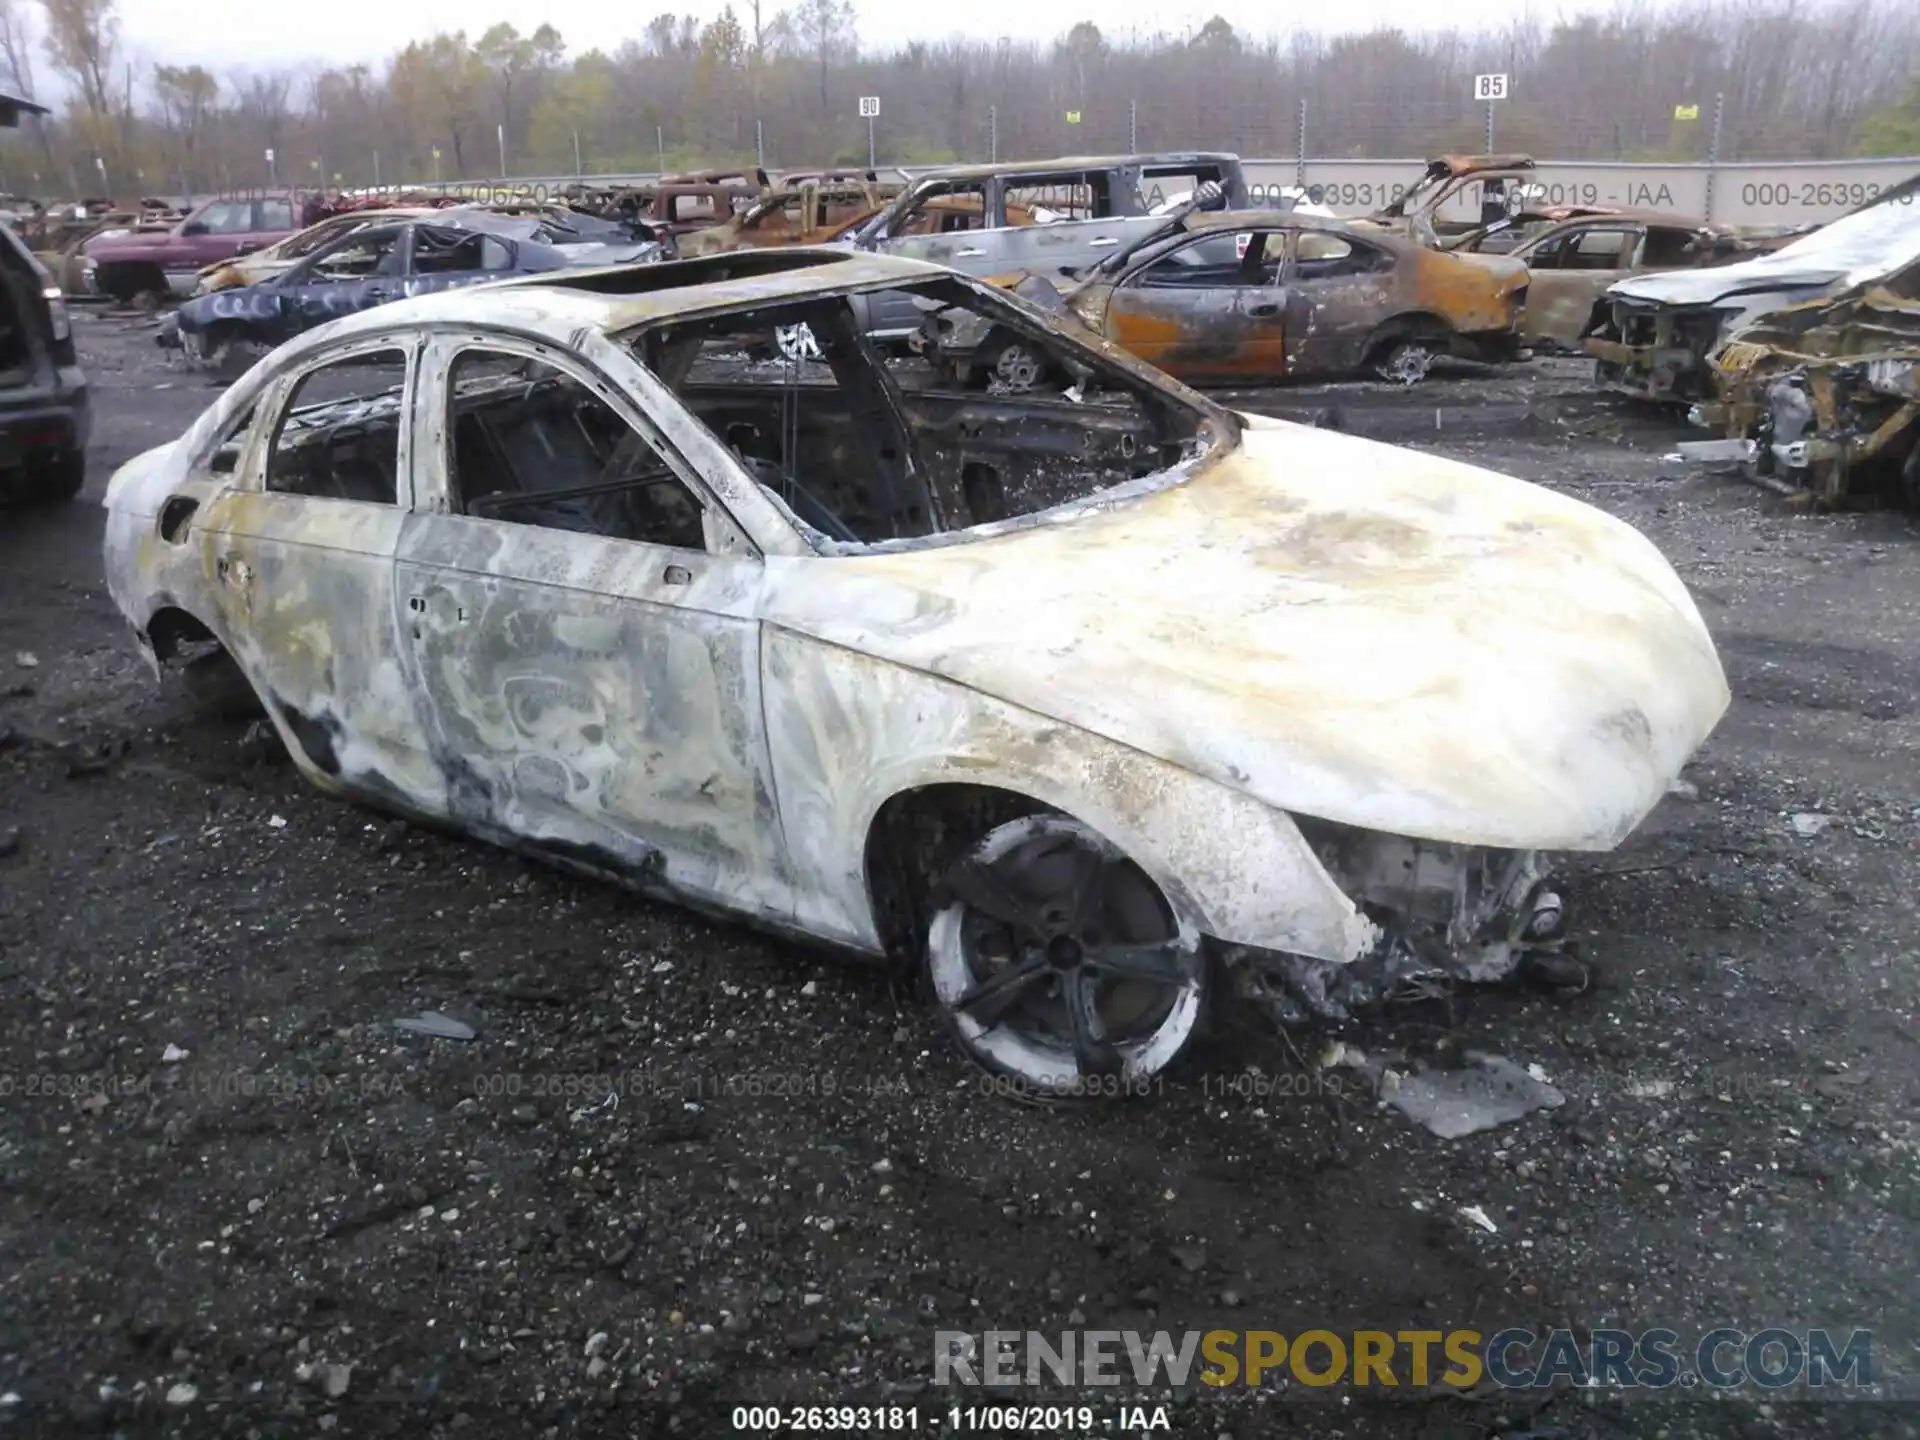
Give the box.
[1,312,1916,1439]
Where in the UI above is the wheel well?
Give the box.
[1366,312,1453,356]
[862,784,1054,962]
[145,606,218,663]
[98,259,166,302]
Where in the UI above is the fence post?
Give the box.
[756,119,765,170]
[1705,92,1725,222]
[656,125,666,178]
[1296,98,1307,188]
[988,105,998,163]
[1128,99,1137,153]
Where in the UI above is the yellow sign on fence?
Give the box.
[1065,110,1082,124]
[1674,103,1700,120]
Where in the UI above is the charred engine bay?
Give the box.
[1,312,1917,1438]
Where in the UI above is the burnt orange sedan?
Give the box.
[931,208,1530,389]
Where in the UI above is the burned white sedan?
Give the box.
[103,250,1729,1098]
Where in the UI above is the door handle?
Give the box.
[953,248,985,258]
[217,554,251,589]
[1088,237,1120,247]
[663,564,691,586]
[1249,302,1280,317]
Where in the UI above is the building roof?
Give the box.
[0,91,50,127]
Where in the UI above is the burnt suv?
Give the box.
[0,218,87,504]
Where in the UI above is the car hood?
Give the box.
[759,419,1728,852]
[1608,195,1920,307]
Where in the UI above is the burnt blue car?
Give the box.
[158,220,573,363]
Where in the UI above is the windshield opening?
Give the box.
[627,276,1217,549]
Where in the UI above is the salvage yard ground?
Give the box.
[1,310,1917,1438]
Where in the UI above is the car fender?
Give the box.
[761,626,1376,964]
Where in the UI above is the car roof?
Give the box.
[1178,208,1413,243]
[908,153,1240,184]
[268,249,952,349]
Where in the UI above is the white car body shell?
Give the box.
[103,254,1730,970]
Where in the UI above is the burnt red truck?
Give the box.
[80,193,317,305]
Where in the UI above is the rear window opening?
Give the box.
[628,275,1216,549]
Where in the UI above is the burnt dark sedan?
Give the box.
[157,220,574,364]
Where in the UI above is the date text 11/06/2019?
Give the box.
[729,1404,1171,1432]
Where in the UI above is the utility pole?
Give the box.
[572,130,582,175]
[1705,91,1726,222]
[1296,98,1307,188]
[373,150,380,187]
[497,123,506,178]
[656,125,665,177]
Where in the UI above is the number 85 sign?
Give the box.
[1474,73,1509,101]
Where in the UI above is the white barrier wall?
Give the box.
[425,156,1920,230]
[1237,157,1918,227]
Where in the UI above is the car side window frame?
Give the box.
[421,330,760,560]
[1283,231,1392,284]
[255,337,419,508]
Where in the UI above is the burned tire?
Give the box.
[925,813,1210,1101]
[974,333,1047,394]
[1366,320,1448,386]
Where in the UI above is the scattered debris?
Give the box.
[161,1043,189,1063]
[13,651,37,668]
[1790,812,1835,837]
[164,1382,198,1405]
[268,813,288,829]
[392,1012,476,1042]
[1665,438,1756,464]
[1370,1051,1566,1139]
[1459,1204,1499,1234]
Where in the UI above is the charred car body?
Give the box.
[102,250,1727,1093]
[194,207,442,295]
[922,205,1528,388]
[157,220,576,362]
[1451,209,1782,351]
[84,193,317,305]
[1361,154,1542,248]
[833,154,1248,342]
[1586,178,1920,405]
[1690,255,1920,507]
[674,179,904,258]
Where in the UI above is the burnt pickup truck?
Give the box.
[82,193,315,305]
[831,153,1247,343]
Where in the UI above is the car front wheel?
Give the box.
[925,813,1209,1100]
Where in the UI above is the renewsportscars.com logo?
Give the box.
[936,1327,1876,1392]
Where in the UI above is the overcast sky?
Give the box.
[105,0,1527,75]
